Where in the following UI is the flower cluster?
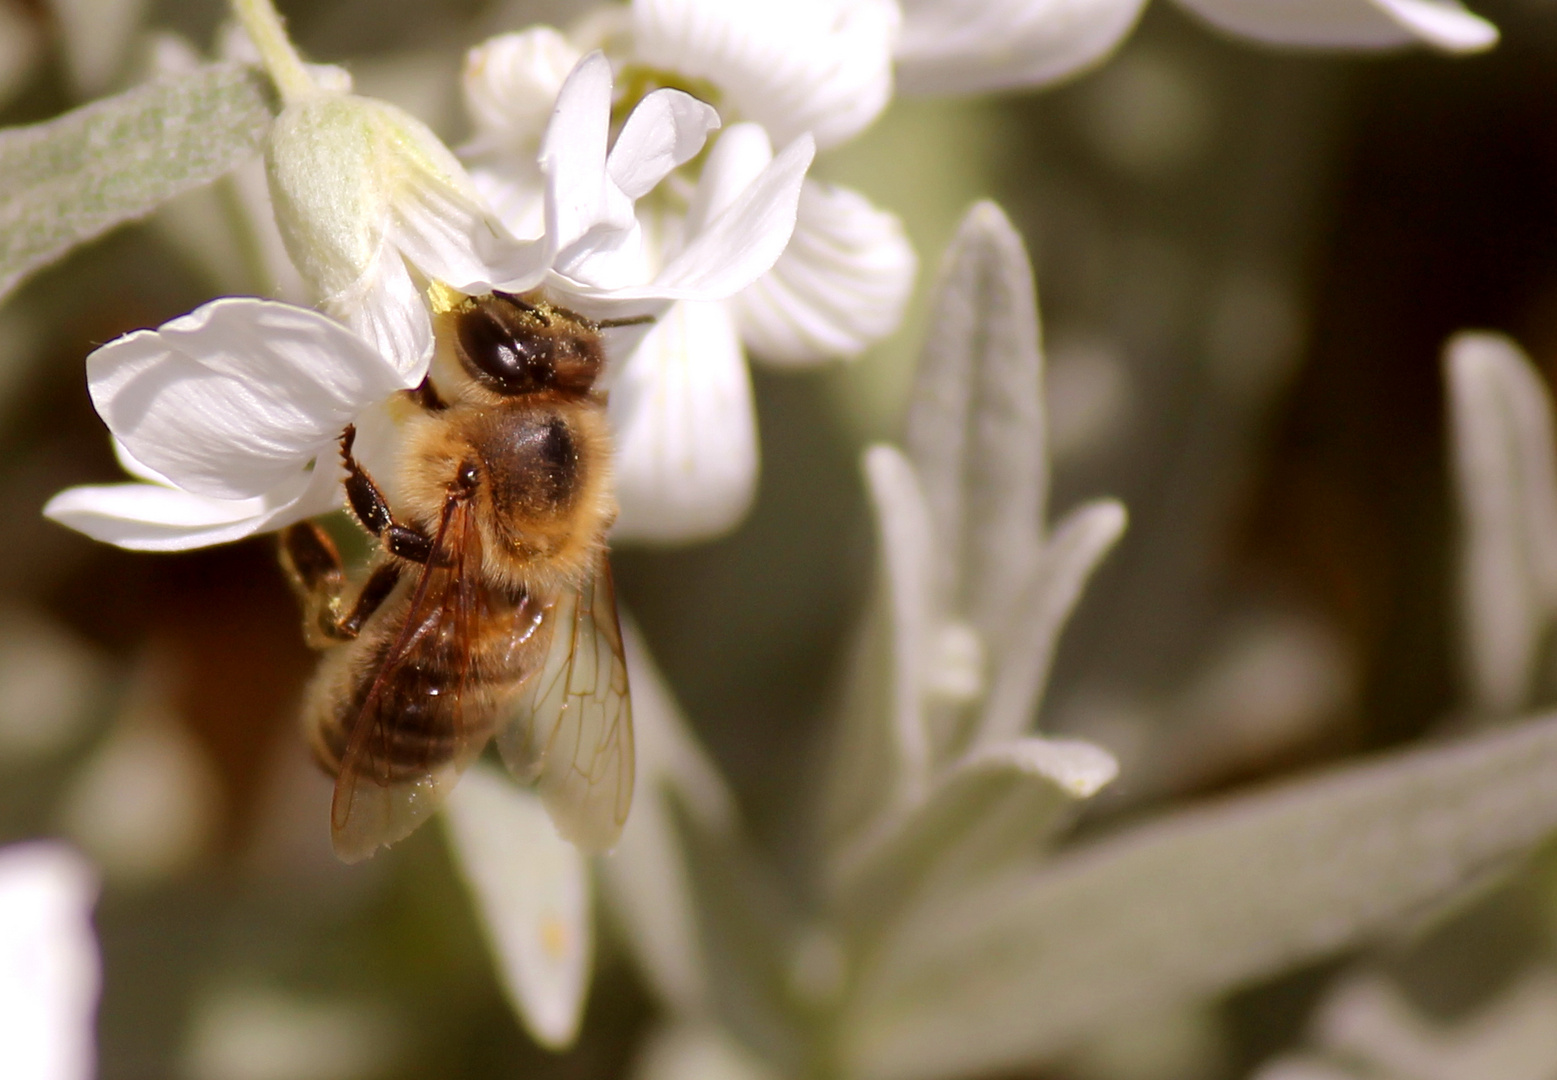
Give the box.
[459,1,918,540]
[45,14,812,550]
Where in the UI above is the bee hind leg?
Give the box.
[339,425,435,563]
[280,522,350,648]
[279,522,403,647]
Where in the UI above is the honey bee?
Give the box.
[279,290,636,863]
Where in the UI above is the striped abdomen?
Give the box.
[309,578,547,784]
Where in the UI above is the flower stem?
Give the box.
[230,0,316,105]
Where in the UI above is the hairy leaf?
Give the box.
[844,712,1557,1080]
[0,63,275,299]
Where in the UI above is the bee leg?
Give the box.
[339,425,436,564]
[280,524,404,646]
[279,522,349,648]
[408,376,446,412]
[335,562,402,639]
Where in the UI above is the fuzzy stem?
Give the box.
[230,0,316,104]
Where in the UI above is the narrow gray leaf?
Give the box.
[819,446,935,857]
[0,62,275,300]
[904,200,1047,637]
[974,498,1127,747]
[844,712,1557,1080]
[831,736,1116,937]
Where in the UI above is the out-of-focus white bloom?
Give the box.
[56,670,223,885]
[463,3,917,542]
[632,0,900,149]
[894,0,1497,97]
[0,842,99,1080]
[44,52,811,552]
[444,766,592,1050]
[1445,332,1557,717]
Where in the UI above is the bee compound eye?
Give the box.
[456,302,554,394]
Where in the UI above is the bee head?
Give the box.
[453,292,603,397]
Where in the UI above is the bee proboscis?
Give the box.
[280,290,635,862]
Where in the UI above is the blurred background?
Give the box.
[4,0,1557,1075]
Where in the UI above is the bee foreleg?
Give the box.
[340,425,436,564]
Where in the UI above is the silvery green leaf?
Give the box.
[1311,969,1557,1080]
[0,62,274,300]
[600,622,736,1014]
[633,1022,784,1080]
[45,0,151,97]
[442,765,591,1050]
[974,499,1127,747]
[1445,332,1557,715]
[904,200,1047,649]
[842,711,1557,1080]
[820,445,935,855]
[831,736,1117,932]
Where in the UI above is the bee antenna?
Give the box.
[596,314,656,329]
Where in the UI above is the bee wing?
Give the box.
[495,557,634,851]
[330,496,485,863]
[332,746,483,864]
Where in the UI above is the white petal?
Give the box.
[683,123,774,238]
[1173,0,1496,50]
[608,89,721,201]
[268,92,546,368]
[469,161,547,242]
[462,29,583,155]
[443,766,592,1050]
[389,134,551,299]
[0,842,98,1080]
[647,134,814,300]
[44,464,342,553]
[895,0,1148,95]
[540,52,634,264]
[87,298,401,501]
[327,249,435,386]
[733,180,916,365]
[632,0,899,149]
[610,301,757,542]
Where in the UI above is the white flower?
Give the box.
[632,0,900,150]
[894,0,1497,96]
[463,5,917,543]
[264,84,545,384]
[44,54,811,552]
[0,842,99,1080]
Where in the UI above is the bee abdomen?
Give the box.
[311,603,541,784]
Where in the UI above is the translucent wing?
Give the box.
[495,556,634,851]
[330,495,487,863]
